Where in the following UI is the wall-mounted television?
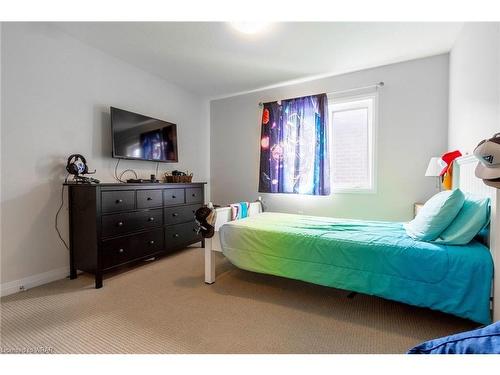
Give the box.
[111,107,178,162]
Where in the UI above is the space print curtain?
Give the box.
[258,93,330,195]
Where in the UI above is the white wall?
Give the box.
[211,54,449,221]
[0,22,3,292]
[448,23,500,154]
[448,22,500,321]
[0,23,210,288]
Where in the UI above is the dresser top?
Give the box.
[64,182,206,188]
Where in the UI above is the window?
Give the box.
[329,94,376,193]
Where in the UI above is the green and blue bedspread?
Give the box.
[219,212,493,324]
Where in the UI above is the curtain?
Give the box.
[258,93,330,195]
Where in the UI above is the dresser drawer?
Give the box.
[101,209,163,238]
[101,190,135,213]
[101,229,164,269]
[164,204,201,226]
[164,221,201,250]
[163,188,185,206]
[137,189,163,209]
[185,187,203,204]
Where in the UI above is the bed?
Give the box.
[204,157,495,325]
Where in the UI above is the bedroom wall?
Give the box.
[210,54,449,221]
[0,23,3,291]
[448,23,500,154]
[0,23,210,291]
[447,22,500,321]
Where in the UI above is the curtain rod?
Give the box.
[258,81,384,107]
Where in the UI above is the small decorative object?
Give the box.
[424,151,462,191]
[164,170,193,183]
[440,150,462,190]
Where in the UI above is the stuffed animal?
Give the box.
[195,205,216,238]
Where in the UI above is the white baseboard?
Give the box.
[1,266,69,297]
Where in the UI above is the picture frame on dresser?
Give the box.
[66,182,206,288]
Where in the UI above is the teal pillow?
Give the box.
[433,194,490,245]
[404,189,465,241]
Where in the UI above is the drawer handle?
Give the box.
[173,233,180,238]
[192,193,196,197]
[147,197,152,201]
[116,199,123,204]
[117,221,124,227]
[118,248,124,253]
[148,217,155,222]
[149,240,155,245]
[172,213,179,217]
[172,195,176,199]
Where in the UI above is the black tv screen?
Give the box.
[111,107,178,162]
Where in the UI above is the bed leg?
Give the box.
[204,238,215,284]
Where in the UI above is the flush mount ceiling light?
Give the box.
[229,22,271,35]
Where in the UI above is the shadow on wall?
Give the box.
[94,105,116,182]
[94,106,112,163]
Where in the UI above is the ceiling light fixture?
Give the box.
[229,22,270,35]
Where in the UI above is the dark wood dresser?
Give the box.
[66,182,206,288]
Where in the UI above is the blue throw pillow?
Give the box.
[404,189,465,241]
[408,321,500,354]
[433,194,490,245]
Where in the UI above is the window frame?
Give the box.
[328,92,378,194]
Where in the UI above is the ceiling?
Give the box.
[55,22,463,99]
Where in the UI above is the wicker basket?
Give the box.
[164,174,193,183]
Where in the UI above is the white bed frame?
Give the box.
[205,157,500,320]
[204,200,263,284]
[453,155,499,320]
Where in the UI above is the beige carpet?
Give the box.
[1,246,478,354]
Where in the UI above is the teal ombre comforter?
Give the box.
[219,212,494,324]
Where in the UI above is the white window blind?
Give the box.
[329,96,376,192]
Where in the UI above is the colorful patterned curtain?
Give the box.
[258,93,330,195]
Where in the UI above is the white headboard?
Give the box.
[453,155,496,248]
[453,155,495,199]
[453,154,497,249]
[212,201,262,231]
[453,155,499,321]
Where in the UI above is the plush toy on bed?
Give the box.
[195,203,216,238]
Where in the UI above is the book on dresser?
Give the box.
[66,182,206,288]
